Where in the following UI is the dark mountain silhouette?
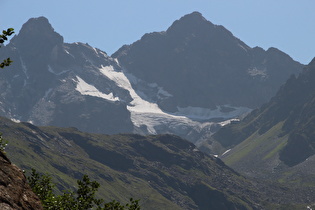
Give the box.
[113,12,302,112]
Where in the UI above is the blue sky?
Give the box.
[1,0,314,64]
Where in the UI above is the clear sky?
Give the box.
[1,0,314,64]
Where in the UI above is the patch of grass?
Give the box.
[224,122,285,165]
[263,139,287,160]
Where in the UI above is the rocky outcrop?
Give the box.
[0,151,42,210]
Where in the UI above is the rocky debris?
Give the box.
[0,151,43,210]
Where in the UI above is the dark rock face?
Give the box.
[113,12,302,111]
[0,152,42,210]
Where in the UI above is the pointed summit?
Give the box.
[166,11,214,35]
[178,11,207,22]
[10,17,63,55]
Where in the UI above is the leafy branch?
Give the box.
[0,28,14,68]
[0,134,8,153]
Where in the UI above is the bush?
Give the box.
[27,169,140,210]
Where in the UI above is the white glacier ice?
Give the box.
[74,76,119,102]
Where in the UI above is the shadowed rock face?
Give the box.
[0,152,43,210]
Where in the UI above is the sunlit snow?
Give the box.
[74,76,119,102]
[218,118,240,127]
[64,49,75,58]
[11,118,21,123]
[221,149,231,156]
[99,65,169,114]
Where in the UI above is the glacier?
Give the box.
[96,65,251,140]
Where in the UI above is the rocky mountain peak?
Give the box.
[10,16,63,56]
[177,11,207,23]
[166,11,214,36]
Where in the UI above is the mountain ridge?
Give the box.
[0,12,303,145]
[113,12,302,112]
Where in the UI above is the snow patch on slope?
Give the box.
[11,118,21,123]
[74,76,119,102]
[219,118,240,127]
[221,149,231,157]
[99,65,168,114]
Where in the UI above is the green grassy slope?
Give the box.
[222,122,289,177]
[1,116,262,209]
